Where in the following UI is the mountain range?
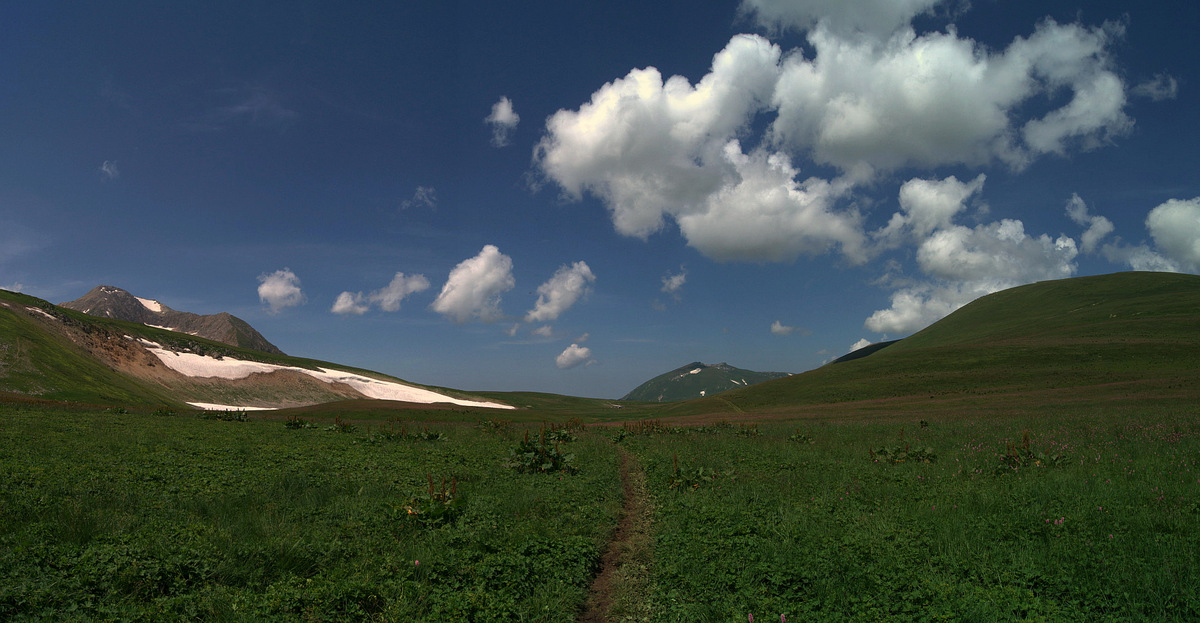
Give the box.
[2,271,1198,417]
[621,361,790,402]
[60,286,284,355]
[0,287,510,411]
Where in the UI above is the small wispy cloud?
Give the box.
[1065,193,1114,254]
[661,267,687,300]
[401,186,438,210]
[1133,73,1179,102]
[332,272,431,315]
[485,96,520,147]
[99,160,119,180]
[849,338,872,352]
[187,85,299,133]
[770,320,809,336]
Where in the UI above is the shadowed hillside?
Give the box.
[659,272,1200,418]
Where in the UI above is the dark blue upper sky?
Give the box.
[3,0,1198,398]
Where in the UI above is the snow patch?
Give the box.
[700,390,706,396]
[26,307,57,320]
[146,323,199,336]
[689,368,703,375]
[144,348,513,409]
[189,402,277,411]
[136,297,163,313]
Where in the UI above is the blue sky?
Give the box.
[2,0,1198,399]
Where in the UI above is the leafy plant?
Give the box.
[787,429,815,444]
[325,416,356,433]
[545,427,577,443]
[399,473,464,528]
[364,424,446,444]
[666,454,721,491]
[284,415,315,429]
[509,429,577,474]
[995,430,1070,473]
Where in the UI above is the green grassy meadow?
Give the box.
[618,411,1199,621]
[0,406,620,621]
[2,402,1197,621]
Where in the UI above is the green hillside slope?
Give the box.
[666,272,1200,415]
[0,291,181,406]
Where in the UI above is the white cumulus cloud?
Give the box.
[1146,198,1200,272]
[525,261,595,323]
[770,19,1129,171]
[258,268,305,314]
[536,12,1132,264]
[866,178,1080,335]
[431,245,515,323]
[740,0,945,39]
[556,343,593,369]
[331,291,369,315]
[485,96,520,147]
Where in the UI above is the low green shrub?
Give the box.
[508,429,577,474]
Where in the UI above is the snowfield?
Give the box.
[144,346,513,409]
[136,297,163,313]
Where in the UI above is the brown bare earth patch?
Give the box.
[579,446,653,623]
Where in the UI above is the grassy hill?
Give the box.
[620,362,791,402]
[659,272,1200,419]
[0,290,183,407]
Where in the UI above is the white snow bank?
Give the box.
[26,307,57,320]
[145,348,513,409]
[147,323,199,336]
[189,402,277,411]
[136,297,163,313]
[689,368,702,374]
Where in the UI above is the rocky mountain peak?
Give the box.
[61,286,285,356]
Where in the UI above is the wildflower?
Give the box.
[415,560,420,566]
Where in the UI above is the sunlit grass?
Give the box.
[620,410,1200,621]
[0,405,621,621]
